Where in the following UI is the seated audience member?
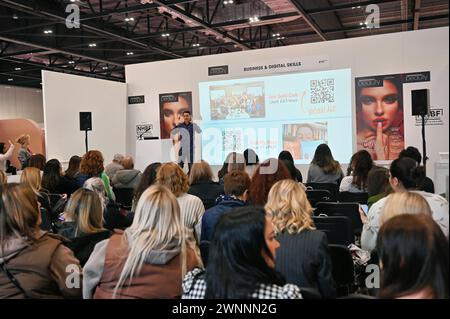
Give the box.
[65,155,82,179]
[0,170,6,186]
[157,163,205,257]
[201,170,250,241]
[0,183,81,299]
[361,158,449,252]
[132,162,161,212]
[16,134,32,170]
[84,177,131,230]
[111,156,141,190]
[104,153,124,181]
[399,146,435,193]
[367,166,392,208]
[339,150,373,193]
[28,154,46,171]
[248,158,291,206]
[188,160,223,210]
[377,214,449,299]
[42,159,79,197]
[20,167,52,213]
[0,140,14,172]
[244,148,260,178]
[182,206,302,299]
[76,150,115,201]
[217,152,246,185]
[83,185,200,299]
[307,144,344,184]
[278,150,303,183]
[56,188,110,266]
[266,179,336,298]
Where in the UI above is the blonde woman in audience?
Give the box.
[157,163,205,260]
[84,177,131,230]
[83,185,200,299]
[56,188,110,266]
[16,134,32,170]
[0,183,81,298]
[379,192,432,226]
[20,167,52,214]
[266,179,336,298]
[361,157,449,252]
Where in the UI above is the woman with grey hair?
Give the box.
[84,177,132,230]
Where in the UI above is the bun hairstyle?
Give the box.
[389,157,425,190]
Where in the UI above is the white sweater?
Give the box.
[0,144,14,172]
[361,191,449,252]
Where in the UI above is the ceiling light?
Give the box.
[68,60,75,64]
[44,30,53,34]
[224,0,234,4]
[102,66,109,70]
[89,43,97,47]
[124,17,135,22]
[193,43,200,47]
[14,67,21,71]
[126,52,134,56]
[7,78,13,82]
[162,33,170,37]
[249,16,260,23]
[272,33,280,37]
[12,14,18,20]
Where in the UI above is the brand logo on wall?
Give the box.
[356,78,383,88]
[128,95,145,104]
[415,108,444,126]
[160,94,179,102]
[208,65,229,76]
[404,72,430,83]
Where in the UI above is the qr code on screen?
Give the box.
[222,129,242,153]
[310,79,335,104]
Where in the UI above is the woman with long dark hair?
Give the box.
[377,214,448,299]
[42,159,78,196]
[339,150,373,193]
[182,206,302,299]
[306,144,343,185]
[278,150,303,183]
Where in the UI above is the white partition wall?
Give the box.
[42,71,127,165]
[126,27,449,189]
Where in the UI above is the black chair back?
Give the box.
[306,183,339,201]
[306,189,332,207]
[315,202,363,235]
[113,187,134,210]
[199,240,210,267]
[339,192,368,204]
[328,244,354,297]
[312,215,354,246]
[39,207,53,232]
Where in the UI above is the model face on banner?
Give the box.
[359,80,400,132]
[161,96,190,136]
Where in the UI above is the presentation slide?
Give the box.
[198,68,353,165]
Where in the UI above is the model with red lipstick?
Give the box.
[356,78,404,160]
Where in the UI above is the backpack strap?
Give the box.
[0,245,33,299]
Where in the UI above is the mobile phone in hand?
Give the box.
[360,204,369,215]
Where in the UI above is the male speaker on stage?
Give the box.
[171,110,202,173]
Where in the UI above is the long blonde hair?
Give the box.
[265,179,315,234]
[113,185,186,297]
[156,162,189,197]
[0,171,6,186]
[380,191,432,226]
[20,167,42,194]
[64,188,105,236]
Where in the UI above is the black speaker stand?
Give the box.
[84,130,89,153]
[420,113,428,173]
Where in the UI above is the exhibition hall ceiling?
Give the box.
[0,0,448,88]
